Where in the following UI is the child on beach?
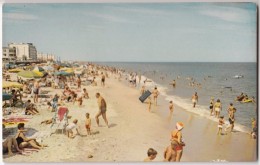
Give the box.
[143,148,157,162]
[85,113,91,135]
[65,119,80,139]
[217,116,225,135]
[168,101,174,121]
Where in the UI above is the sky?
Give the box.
[2,3,257,62]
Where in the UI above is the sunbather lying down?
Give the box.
[40,116,72,125]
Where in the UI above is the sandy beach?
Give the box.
[2,69,257,163]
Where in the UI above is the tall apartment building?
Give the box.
[8,43,37,60]
[2,47,16,62]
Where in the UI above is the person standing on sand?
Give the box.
[33,80,40,103]
[217,116,225,135]
[164,140,178,162]
[214,99,222,118]
[143,148,157,162]
[168,101,174,121]
[209,97,214,116]
[76,76,81,89]
[171,122,185,162]
[191,92,198,108]
[101,72,105,87]
[152,86,159,106]
[225,108,236,132]
[85,113,91,135]
[95,93,109,128]
[140,85,145,96]
[147,97,152,112]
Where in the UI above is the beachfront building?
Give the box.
[8,43,37,61]
[2,47,16,62]
[37,53,56,62]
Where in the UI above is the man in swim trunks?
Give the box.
[191,92,198,108]
[95,93,109,128]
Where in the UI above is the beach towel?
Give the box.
[58,107,68,121]
[3,117,30,126]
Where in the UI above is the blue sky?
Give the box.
[2,3,257,62]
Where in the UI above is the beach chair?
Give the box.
[50,106,69,134]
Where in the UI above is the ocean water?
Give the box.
[97,62,257,132]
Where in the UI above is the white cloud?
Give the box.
[200,6,252,23]
[3,12,38,21]
[84,12,134,24]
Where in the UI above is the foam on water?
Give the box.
[144,77,251,134]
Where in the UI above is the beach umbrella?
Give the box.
[8,68,23,73]
[43,65,54,71]
[2,93,12,101]
[33,66,45,72]
[59,67,74,73]
[2,81,23,88]
[54,71,73,76]
[18,70,43,79]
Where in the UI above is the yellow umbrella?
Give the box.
[8,68,23,73]
[59,67,74,73]
[3,81,23,88]
[33,71,44,77]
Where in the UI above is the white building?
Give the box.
[2,47,16,62]
[8,43,37,60]
[37,53,56,61]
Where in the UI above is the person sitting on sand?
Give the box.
[85,113,91,135]
[164,141,178,162]
[24,100,39,115]
[191,92,198,108]
[171,122,185,162]
[152,87,159,106]
[66,119,80,139]
[15,123,47,150]
[214,99,222,118]
[76,96,83,107]
[217,116,225,135]
[82,88,89,99]
[3,136,23,156]
[144,148,157,162]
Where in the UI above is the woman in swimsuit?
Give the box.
[214,99,222,118]
[15,123,47,150]
[170,122,185,162]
